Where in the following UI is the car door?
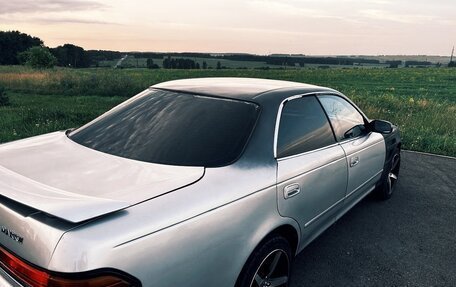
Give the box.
[318,95,385,214]
[276,95,348,247]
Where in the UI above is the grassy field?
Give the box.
[100,55,289,69]
[0,93,124,143]
[0,66,455,156]
[100,55,386,69]
[98,54,451,69]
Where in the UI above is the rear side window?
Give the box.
[277,96,336,158]
[69,89,259,167]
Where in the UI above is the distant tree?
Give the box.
[386,60,402,68]
[405,60,432,67]
[163,56,172,68]
[146,58,160,69]
[216,61,222,69]
[0,31,43,65]
[195,62,200,69]
[50,44,90,68]
[448,61,456,68]
[86,50,123,65]
[162,57,197,69]
[18,46,57,68]
[202,61,207,69]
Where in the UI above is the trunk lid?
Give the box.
[0,131,204,223]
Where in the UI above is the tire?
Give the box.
[376,149,401,200]
[236,235,292,287]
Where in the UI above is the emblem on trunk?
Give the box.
[1,226,24,244]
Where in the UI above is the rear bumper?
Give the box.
[0,266,23,287]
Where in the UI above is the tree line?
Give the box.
[0,31,123,68]
[0,31,43,65]
[1,30,454,69]
[163,57,200,69]
[0,31,213,69]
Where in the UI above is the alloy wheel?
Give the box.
[387,153,400,195]
[250,249,289,287]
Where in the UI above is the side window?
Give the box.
[277,96,336,158]
[318,95,366,141]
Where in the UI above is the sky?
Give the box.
[0,0,454,55]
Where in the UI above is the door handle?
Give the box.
[350,156,360,167]
[284,183,300,199]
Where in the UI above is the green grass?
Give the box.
[0,66,455,156]
[0,92,125,143]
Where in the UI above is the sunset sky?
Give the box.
[1,0,454,55]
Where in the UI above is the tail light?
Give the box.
[0,245,140,287]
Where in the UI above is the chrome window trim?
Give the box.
[341,136,384,157]
[276,142,341,162]
[273,91,345,159]
[338,133,367,145]
[337,130,380,147]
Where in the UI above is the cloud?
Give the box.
[248,0,321,16]
[0,0,106,15]
[359,9,435,24]
[0,0,114,26]
[246,0,364,25]
[32,17,114,25]
[364,0,392,4]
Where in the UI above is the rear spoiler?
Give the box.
[0,165,129,223]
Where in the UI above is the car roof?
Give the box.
[151,77,336,102]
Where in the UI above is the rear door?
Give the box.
[276,95,348,245]
[318,95,385,213]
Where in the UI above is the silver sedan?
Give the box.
[0,78,401,287]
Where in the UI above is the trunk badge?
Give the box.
[1,226,24,244]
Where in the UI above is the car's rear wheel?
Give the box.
[376,149,401,200]
[236,235,292,287]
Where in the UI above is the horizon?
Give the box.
[4,30,452,58]
[1,0,454,56]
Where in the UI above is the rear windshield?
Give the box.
[69,89,259,167]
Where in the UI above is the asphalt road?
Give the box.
[291,151,456,286]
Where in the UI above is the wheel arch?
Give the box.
[268,224,300,255]
[235,223,300,287]
[247,223,300,262]
[377,125,401,186]
[242,223,300,271]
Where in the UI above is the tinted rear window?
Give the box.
[69,89,259,167]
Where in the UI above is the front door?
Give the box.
[318,95,385,214]
[276,95,348,247]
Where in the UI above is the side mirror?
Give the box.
[369,120,393,134]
